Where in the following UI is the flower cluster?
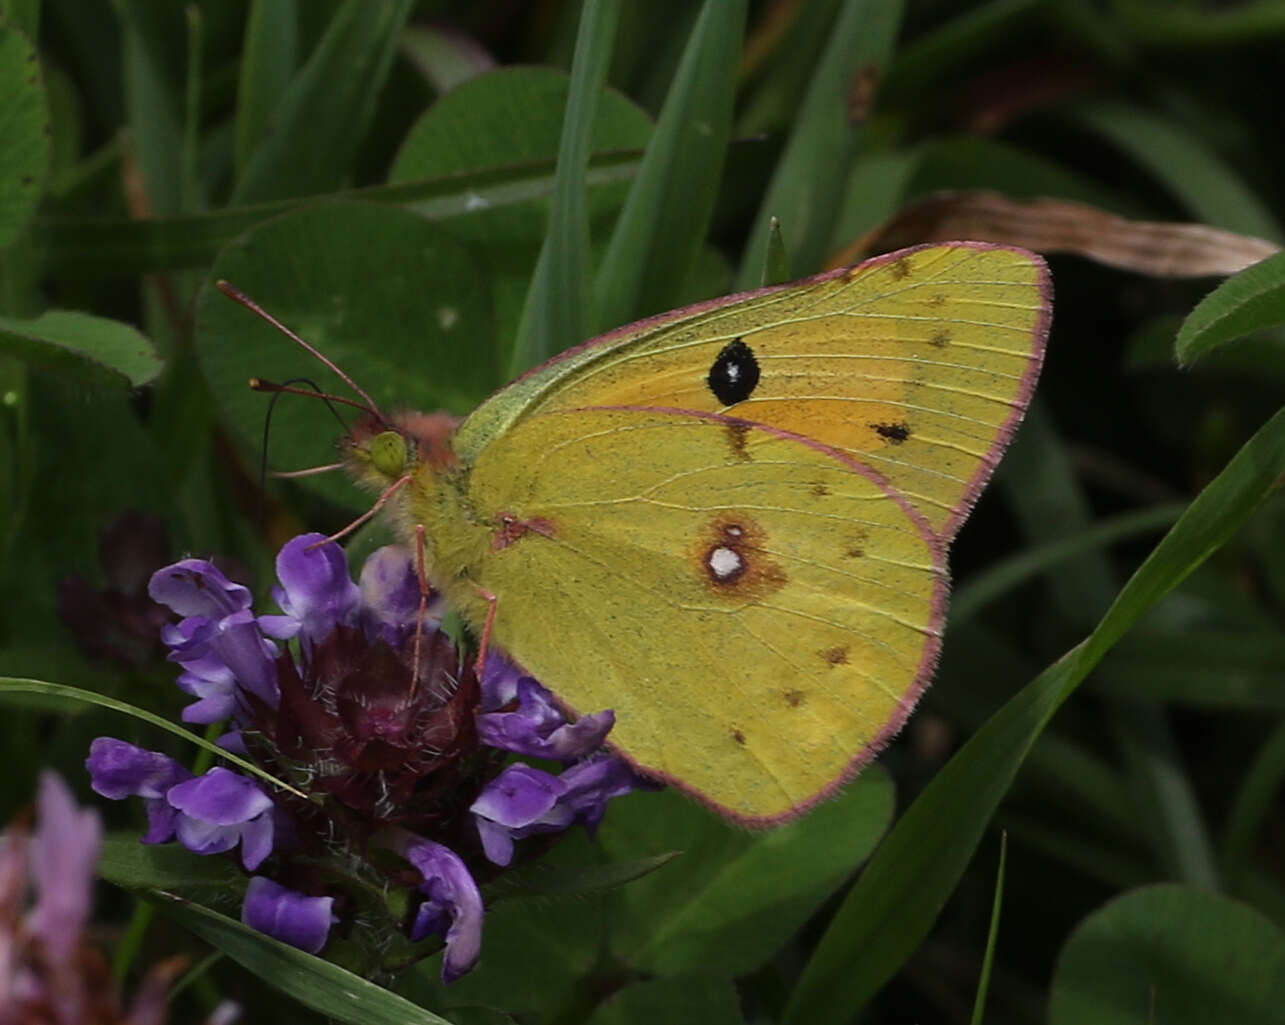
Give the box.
[87,535,639,981]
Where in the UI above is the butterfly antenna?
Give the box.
[218,280,387,422]
[256,378,352,523]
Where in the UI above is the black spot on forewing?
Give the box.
[708,338,760,406]
[871,421,911,444]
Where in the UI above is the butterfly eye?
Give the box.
[707,338,761,405]
[369,430,409,477]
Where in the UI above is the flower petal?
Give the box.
[86,738,192,800]
[405,840,484,982]
[241,877,334,954]
[148,560,251,619]
[167,767,272,825]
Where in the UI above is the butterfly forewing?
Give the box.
[456,243,1050,542]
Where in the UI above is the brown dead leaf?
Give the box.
[833,191,1281,277]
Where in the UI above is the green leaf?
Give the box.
[0,309,161,387]
[593,0,746,328]
[511,0,620,374]
[233,0,415,203]
[99,834,245,894]
[0,24,50,248]
[1175,249,1285,364]
[781,403,1285,1024]
[195,202,497,510]
[601,769,894,977]
[389,66,651,348]
[585,976,744,1025]
[736,0,904,289]
[153,894,454,1025]
[1049,884,1285,1024]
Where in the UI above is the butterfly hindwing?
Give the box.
[452,405,945,824]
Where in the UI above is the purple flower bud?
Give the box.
[166,768,276,870]
[405,839,484,982]
[86,738,192,843]
[357,545,442,645]
[258,534,361,645]
[241,877,335,954]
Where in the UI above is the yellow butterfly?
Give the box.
[322,242,1049,825]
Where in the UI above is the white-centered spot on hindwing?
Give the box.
[691,513,787,599]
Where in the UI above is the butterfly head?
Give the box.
[343,410,461,493]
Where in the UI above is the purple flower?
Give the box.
[28,772,102,964]
[470,764,570,866]
[257,534,361,645]
[478,665,615,760]
[241,877,335,954]
[0,772,184,1024]
[87,742,275,870]
[149,560,279,722]
[405,839,484,982]
[471,758,641,866]
[86,737,192,843]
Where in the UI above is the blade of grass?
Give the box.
[1112,702,1220,887]
[970,832,1007,1025]
[511,0,620,375]
[1221,721,1285,880]
[151,894,454,1025]
[233,0,414,203]
[234,0,298,180]
[735,0,904,289]
[594,0,745,329]
[781,403,1285,1024]
[0,676,305,799]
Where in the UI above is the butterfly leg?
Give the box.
[410,522,432,694]
[306,473,413,550]
[473,585,498,681]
